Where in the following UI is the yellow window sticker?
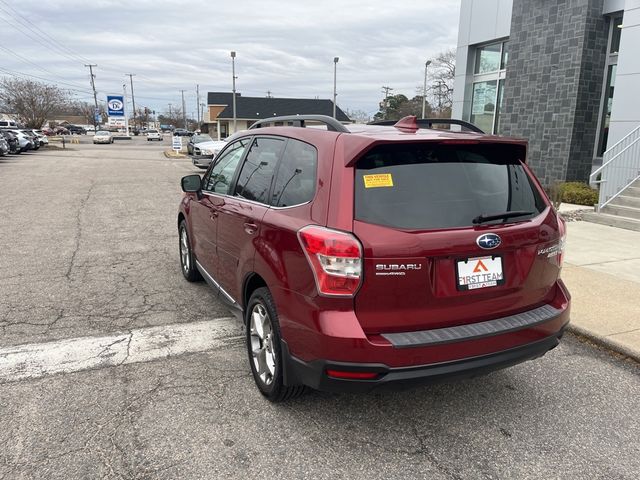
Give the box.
[363,173,394,188]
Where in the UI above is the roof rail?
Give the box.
[368,117,485,134]
[248,115,350,133]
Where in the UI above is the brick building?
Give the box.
[452,0,640,187]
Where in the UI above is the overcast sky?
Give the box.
[0,0,461,118]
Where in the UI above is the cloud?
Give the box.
[0,0,460,116]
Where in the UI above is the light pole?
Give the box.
[333,57,339,119]
[231,51,237,134]
[422,60,432,119]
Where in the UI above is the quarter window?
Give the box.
[271,139,318,207]
[202,139,249,194]
[234,137,284,204]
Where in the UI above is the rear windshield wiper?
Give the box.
[472,210,534,225]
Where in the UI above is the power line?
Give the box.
[0,66,93,94]
[0,0,91,64]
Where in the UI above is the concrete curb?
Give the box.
[567,324,640,363]
[163,150,186,158]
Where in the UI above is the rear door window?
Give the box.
[234,137,284,204]
[355,143,546,230]
[270,139,317,207]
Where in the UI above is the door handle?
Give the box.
[210,211,218,220]
[244,222,258,234]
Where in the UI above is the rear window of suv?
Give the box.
[355,142,546,230]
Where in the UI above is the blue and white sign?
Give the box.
[172,135,182,152]
[107,95,125,117]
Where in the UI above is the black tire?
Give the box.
[178,220,201,282]
[245,287,306,402]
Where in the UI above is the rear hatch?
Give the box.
[352,140,562,334]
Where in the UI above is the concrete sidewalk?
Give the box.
[562,221,640,361]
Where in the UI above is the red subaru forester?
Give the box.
[177,115,570,402]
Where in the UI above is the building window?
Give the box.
[610,16,622,54]
[469,41,507,134]
[470,80,497,134]
[598,64,617,156]
[596,15,622,157]
[474,43,502,74]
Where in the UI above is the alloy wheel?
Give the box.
[180,227,190,273]
[249,303,276,386]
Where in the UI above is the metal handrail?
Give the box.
[591,125,640,178]
[591,125,640,210]
[249,115,350,133]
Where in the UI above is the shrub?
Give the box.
[558,182,599,206]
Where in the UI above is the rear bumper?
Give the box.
[282,328,566,393]
[276,281,571,392]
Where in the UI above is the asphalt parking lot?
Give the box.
[1,137,639,479]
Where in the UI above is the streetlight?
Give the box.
[422,60,432,119]
[231,51,237,133]
[333,57,339,119]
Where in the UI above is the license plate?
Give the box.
[456,256,504,291]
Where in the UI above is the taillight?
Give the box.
[557,215,566,269]
[297,225,363,297]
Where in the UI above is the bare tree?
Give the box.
[427,49,455,118]
[343,108,372,124]
[0,77,70,128]
[63,100,107,125]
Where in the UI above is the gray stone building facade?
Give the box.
[453,0,640,188]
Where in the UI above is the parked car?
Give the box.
[146,129,163,141]
[67,125,87,135]
[177,115,570,402]
[7,129,33,152]
[173,128,192,137]
[93,130,114,144]
[0,136,8,156]
[53,126,70,135]
[1,130,21,154]
[32,130,49,147]
[189,139,228,169]
[20,130,40,150]
[187,134,212,155]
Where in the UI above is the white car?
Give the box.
[146,129,163,141]
[191,140,228,169]
[93,131,114,144]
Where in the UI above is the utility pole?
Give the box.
[196,84,200,125]
[200,103,205,124]
[126,73,136,130]
[84,64,99,130]
[333,57,339,119]
[422,60,432,119]
[180,90,187,130]
[123,83,130,136]
[230,51,237,134]
[381,86,393,120]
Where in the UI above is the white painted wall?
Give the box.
[607,0,640,146]
[452,0,513,121]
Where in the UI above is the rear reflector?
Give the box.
[326,369,379,380]
[297,225,363,297]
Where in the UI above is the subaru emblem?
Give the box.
[476,233,501,250]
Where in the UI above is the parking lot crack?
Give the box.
[65,181,95,281]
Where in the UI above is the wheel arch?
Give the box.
[243,273,267,314]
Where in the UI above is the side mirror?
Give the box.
[181,174,202,193]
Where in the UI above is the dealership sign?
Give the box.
[108,117,126,127]
[107,95,125,117]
